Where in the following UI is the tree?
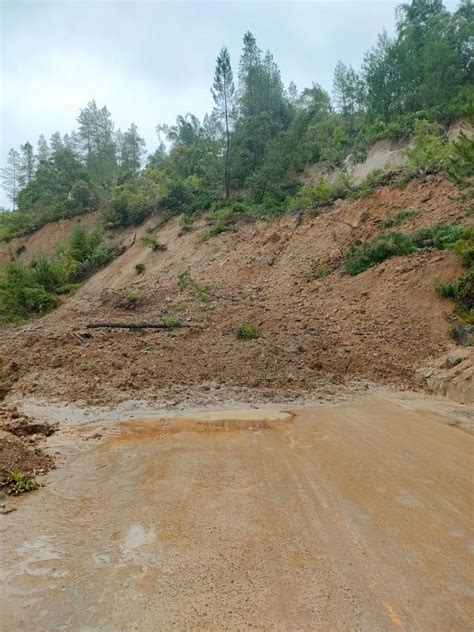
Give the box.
[18,142,36,189]
[211,46,235,198]
[333,61,365,121]
[118,123,146,176]
[77,100,117,186]
[50,132,63,154]
[1,149,20,210]
[37,134,49,164]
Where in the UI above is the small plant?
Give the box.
[140,234,167,251]
[163,315,182,329]
[135,263,145,275]
[345,231,415,275]
[378,208,417,229]
[5,469,39,495]
[234,322,260,339]
[309,266,330,280]
[119,288,139,307]
[177,271,211,301]
[178,214,194,235]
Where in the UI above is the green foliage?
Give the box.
[378,208,418,229]
[234,322,261,339]
[4,470,39,495]
[345,232,416,275]
[177,271,211,301]
[140,234,167,251]
[445,99,474,198]
[309,265,331,280]
[350,168,394,199]
[163,315,182,329]
[0,226,110,324]
[346,223,472,276]
[405,120,451,174]
[135,263,145,275]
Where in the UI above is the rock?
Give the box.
[443,354,463,370]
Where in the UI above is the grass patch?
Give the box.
[140,234,167,251]
[309,265,331,280]
[234,322,260,339]
[378,208,417,229]
[346,224,472,276]
[163,315,182,329]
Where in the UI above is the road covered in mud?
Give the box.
[1,393,473,631]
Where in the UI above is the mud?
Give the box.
[1,392,473,631]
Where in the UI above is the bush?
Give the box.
[0,226,110,324]
[345,232,415,275]
[292,177,334,213]
[378,208,417,229]
[405,120,451,175]
[163,315,181,329]
[309,266,331,280]
[140,235,167,251]
[436,270,474,312]
[135,263,145,275]
[177,271,211,301]
[234,322,260,339]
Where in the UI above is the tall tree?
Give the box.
[18,142,36,189]
[37,134,49,164]
[77,100,117,186]
[1,149,21,210]
[211,46,235,198]
[118,123,146,175]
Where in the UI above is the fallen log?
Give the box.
[86,322,194,330]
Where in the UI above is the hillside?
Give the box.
[1,173,471,409]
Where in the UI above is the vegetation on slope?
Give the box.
[0,0,472,241]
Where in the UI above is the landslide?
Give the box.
[0,173,471,406]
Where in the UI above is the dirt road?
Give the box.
[1,394,473,631]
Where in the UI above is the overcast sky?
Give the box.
[1,0,459,206]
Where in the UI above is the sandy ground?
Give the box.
[1,392,473,631]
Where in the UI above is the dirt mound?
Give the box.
[0,174,471,406]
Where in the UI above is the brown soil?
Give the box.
[0,406,56,489]
[0,173,471,406]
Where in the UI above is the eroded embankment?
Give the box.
[1,393,473,631]
[0,174,471,407]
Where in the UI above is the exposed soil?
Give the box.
[0,406,56,490]
[1,394,473,631]
[0,174,471,407]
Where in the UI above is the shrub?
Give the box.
[135,263,145,275]
[345,232,415,275]
[292,177,334,213]
[163,315,182,329]
[405,120,451,175]
[177,271,210,301]
[436,270,474,312]
[350,168,395,199]
[140,234,167,251]
[378,208,417,229]
[234,322,260,339]
[4,470,39,495]
[309,266,331,280]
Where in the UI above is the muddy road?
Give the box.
[1,394,473,631]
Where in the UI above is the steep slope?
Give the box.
[0,174,471,406]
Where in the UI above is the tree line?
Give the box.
[1,0,472,238]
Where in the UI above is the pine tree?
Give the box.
[77,100,117,186]
[118,123,146,175]
[212,46,235,198]
[1,148,21,210]
[37,134,49,164]
[18,142,36,189]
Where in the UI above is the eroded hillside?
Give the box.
[0,173,471,408]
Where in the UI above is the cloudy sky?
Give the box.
[1,0,459,205]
